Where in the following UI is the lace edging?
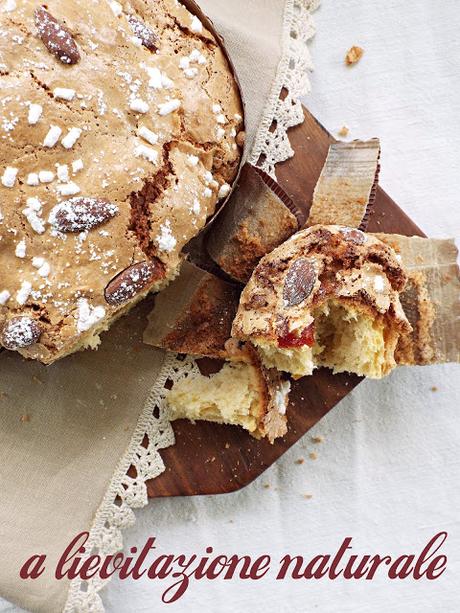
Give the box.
[249,0,319,179]
[63,352,180,612]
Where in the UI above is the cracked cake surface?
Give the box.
[0,0,243,363]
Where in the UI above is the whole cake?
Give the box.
[0,0,243,363]
[232,225,412,379]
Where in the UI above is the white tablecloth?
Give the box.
[2,0,459,611]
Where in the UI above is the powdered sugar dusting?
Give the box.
[76,298,106,333]
[156,220,176,253]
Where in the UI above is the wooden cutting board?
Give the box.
[146,107,425,498]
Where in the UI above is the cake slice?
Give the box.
[166,345,289,442]
[232,225,412,379]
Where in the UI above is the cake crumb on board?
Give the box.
[345,46,364,65]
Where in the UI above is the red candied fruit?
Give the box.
[278,323,315,349]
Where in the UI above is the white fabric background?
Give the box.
[2,0,459,611]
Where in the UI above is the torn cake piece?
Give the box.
[232,225,412,379]
[166,345,289,442]
[144,262,290,442]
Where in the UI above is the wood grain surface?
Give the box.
[146,107,425,499]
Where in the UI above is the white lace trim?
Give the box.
[249,0,319,179]
[64,1,318,609]
[63,353,177,612]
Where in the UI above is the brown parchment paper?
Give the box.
[307,139,381,228]
[0,1,297,612]
[375,235,460,365]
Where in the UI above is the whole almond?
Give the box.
[340,227,366,245]
[283,258,317,307]
[35,8,80,65]
[49,198,118,233]
[1,317,42,350]
[105,260,165,306]
[128,15,158,51]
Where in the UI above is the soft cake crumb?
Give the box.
[345,46,364,65]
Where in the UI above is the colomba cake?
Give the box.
[0,0,243,363]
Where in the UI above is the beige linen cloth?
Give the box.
[0,1,318,611]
